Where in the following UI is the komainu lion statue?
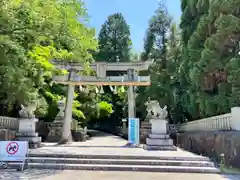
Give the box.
[19,103,37,118]
[144,100,168,119]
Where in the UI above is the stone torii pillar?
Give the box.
[127,69,135,118]
[61,69,76,142]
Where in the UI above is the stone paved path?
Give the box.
[1,131,240,179]
[1,170,239,180]
[29,131,209,159]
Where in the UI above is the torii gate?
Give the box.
[52,60,152,141]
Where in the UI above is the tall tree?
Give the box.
[177,0,203,120]
[97,13,132,62]
[138,1,184,123]
[91,13,132,131]
[178,0,240,119]
[138,1,172,107]
[141,1,171,64]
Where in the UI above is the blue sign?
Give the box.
[128,118,140,144]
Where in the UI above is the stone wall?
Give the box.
[0,116,18,141]
[0,116,18,130]
[38,121,88,142]
[140,121,151,143]
[178,131,240,168]
[0,129,16,140]
[179,107,240,132]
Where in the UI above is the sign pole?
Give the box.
[20,142,28,171]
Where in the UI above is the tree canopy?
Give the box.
[96,13,132,62]
[0,0,113,125]
[137,0,240,123]
[178,0,240,119]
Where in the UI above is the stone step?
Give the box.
[140,130,151,134]
[149,134,170,139]
[29,153,210,161]
[26,157,215,167]
[140,130,151,133]
[140,122,151,128]
[22,163,220,173]
[16,136,41,143]
[141,122,150,126]
[141,124,151,127]
[16,132,39,137]
[144,145,177,151]
[146,138,173,146]
[140,126,151,129]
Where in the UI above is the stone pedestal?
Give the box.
[144,118,176,151]
[140,121,151,143]
[16,118,41,149]
[46,99,65,142]
[46,122,63,142]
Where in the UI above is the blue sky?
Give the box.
[83,0,181,52]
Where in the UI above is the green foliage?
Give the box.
[98,101,113,117]
[74,87,114,125]
[88,13,133,127]
[177,0,240,119]
[72,100,85,119]
[1,0,239,127]
[40,84,61,121]
[130,50,140,61]
[96,13,132,62]
[0,0,98,123]
[139,0,239,123]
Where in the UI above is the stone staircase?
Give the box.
[6,130,220,174]
[9,153,220,173]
